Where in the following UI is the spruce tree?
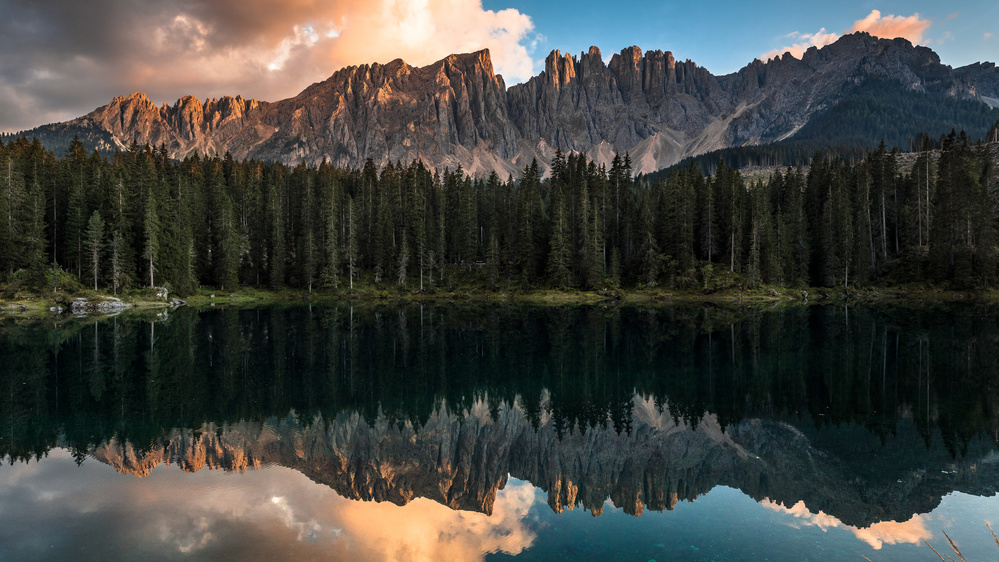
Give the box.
[142,185,159,288]
[546,194,571,288]
[397,232,409,288]
[347,196,358,290]
[321,179,340,289]
[85,210,105,290]
[0,153,25,277]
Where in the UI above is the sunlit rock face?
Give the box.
[79,393,999,528]
[41,32,998,176]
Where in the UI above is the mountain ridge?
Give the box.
[14,32,999,176]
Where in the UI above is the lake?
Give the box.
[2,303,998,561]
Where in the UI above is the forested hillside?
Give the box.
[660,83,999,176]
[1,132,997,297]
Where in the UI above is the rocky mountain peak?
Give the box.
[40,32,999,176]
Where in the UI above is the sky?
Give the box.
[0,0,997,133]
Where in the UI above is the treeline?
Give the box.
[659,141,871,175]
[0,132,997,295]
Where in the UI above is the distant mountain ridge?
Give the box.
[14,32,999,176]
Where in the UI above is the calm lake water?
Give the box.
[2,303,998,561]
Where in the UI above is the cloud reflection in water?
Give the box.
[0,449,538,561]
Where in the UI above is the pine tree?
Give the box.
[0,153,25,277]
[218,193,240,291]
[85,210,105,290]
[637,200,661,287]
[61,140,88,278]
[586,196,605,288]
[267,177,285,289]
[486,228,500,289]
[321,180,340,289]
[297,169,316,292]
[397,231,409,288]
[23,179,48,284]
[373,190,393,285]
[142,185,159,288]
[110,230,124,295]
[347,196,358,290]
[546,194,571,288]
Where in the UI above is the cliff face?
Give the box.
[56,32,999,175]
[83,395,999,528]
[84,92,267,156]
[248,50,522,177]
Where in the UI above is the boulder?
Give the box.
[69,296,132,314]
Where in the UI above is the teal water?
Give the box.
[1,304,998,561]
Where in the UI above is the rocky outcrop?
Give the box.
[48,32,999,176]
[82,394,999,528]
[82,92,266,156]
[68,296,132,314]
[957,62,999,107]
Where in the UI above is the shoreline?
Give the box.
[3,283,998,321]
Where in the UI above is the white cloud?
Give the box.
[761,28,839,61]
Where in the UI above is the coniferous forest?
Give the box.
[1,130,998,297]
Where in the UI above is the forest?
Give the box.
[0,130,997,297]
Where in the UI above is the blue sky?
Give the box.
[485,0,999,75]
[0,0,996,132]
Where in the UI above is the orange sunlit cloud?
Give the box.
[847,10,931,45]
[336,483,538,560]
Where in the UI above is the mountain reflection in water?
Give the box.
[1,304,998,560]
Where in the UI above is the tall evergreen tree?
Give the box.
[546,194,571,288]
[85,210,105,290]
[142,185,159,288]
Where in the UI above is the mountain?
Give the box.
[14,32,999,176]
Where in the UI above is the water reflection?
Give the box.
[761,500,933,550]
[0,448,538,561]
[2,303,999,559]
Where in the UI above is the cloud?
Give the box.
[762,499,934,550]
[987,33,994,40]
[0,0,537,132]
[336,480,538,560]
[761,10,931,62]
[848,10,931,45]
[0,448,540,560]
[761,28,839,61]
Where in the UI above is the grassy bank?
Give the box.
[5,262,999,319]
[6,280,999,321]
